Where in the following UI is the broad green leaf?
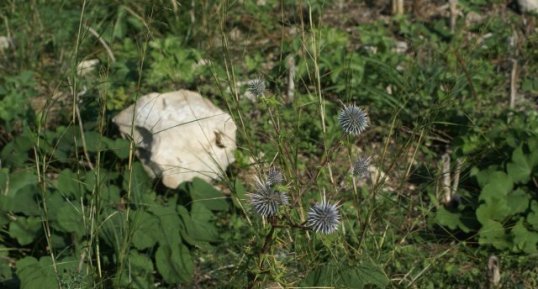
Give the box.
[16,256,77,289]
[55,169,84,199]
[527,201,538,229]
[117,251,154,289]
[8,217,41,246]
[507,188,530,215]
[1,170,40,215]
[506,146,532,184]
[104,137,131,159]
[190,203,219,242]
[56,204,85,237]
[478,219,509,250]
[176,205,196,245]
[155,244,193,283]
[511,219,538,254]
[123,162,152,203]
[479,171,513,203]
[16,257,57,289]
[149,206,182,246]
[476,199,511,224]
[188,178,229,211]
[0,247,12,282]
[302,261,388,289]
[435,207,472,233]
[131,210,159,250]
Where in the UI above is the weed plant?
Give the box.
[1,1,538,289]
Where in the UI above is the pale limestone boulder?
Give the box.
[518,0,538,13]
[113,90,237,188]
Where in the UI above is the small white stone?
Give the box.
[77,59,99,76]
[0,36,10,50]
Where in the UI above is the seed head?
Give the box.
[338,105,369,136]
[353,156,371,178]
[248,78,266,97]
[250,177,288,217]
[267,167,284,186]
[306,201,340,234]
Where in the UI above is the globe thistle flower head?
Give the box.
[338,105,369,136]
[248,78,266,97]
[352,156,371,178]
[267,167,284,186]
[306,201,341,234]
[250,177,288,217]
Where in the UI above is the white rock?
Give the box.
[0,36,10,50]
[113,90,237,188]
[77,59,99,76]
[518,0,538,12]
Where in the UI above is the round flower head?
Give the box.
[352,156,371,178]
[250,177,289,217]
[338,105,369,136]
[267,167,284,186]
[248,78,266,97]
[306,201,340,234]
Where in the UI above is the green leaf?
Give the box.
[189,203,219,242]
[511,219,538,254]
[479,171,512,203]
[82,131,103,152]
[478,219,509,250]
[302,261,388,289]
[506,146,532,184]
[507,188,530,215]
[155,244,193,283]
[131,210,159,250]
[149,206,182,246]
[435,207,472,233]
[0,247,12,282]
[16,257,57,289]
[187,178,229,211]
[8,217,41,246]
[527,201,538,229]
[56,204,85,237]
[1,170,40,215]
[476,199,511,224]
[55,169,84,199]
[104,137,131,159]
[117,251,154,289]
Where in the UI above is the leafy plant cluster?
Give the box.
[435,112,538,253]
[0,127,231,289]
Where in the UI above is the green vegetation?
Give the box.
[1,0,538,288]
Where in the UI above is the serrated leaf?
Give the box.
[302,261,388,289]
[188,178,229,211]
[507,188,530,215]
[155,244,193,283]
[479,171,513,203]
[16,257,57,289]
[506,146,532,184]
[511,219,538,254]
[435,207,472,233]
[527,201,538,229]
[476,199,511,224]
[478,219,509,250]
[104,137,131,159]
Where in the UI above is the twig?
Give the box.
[286,55,296,104]
[85,25,116,63]
[441,151,451,204]
[449,0,458,33]
[392,0,404,15]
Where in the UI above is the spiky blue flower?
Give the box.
[248,78,266,97]
[338,105,369,136]
[267,167,284,186]
[250,177,289,217]
[306,201,340,234]
[353,156,371,178]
